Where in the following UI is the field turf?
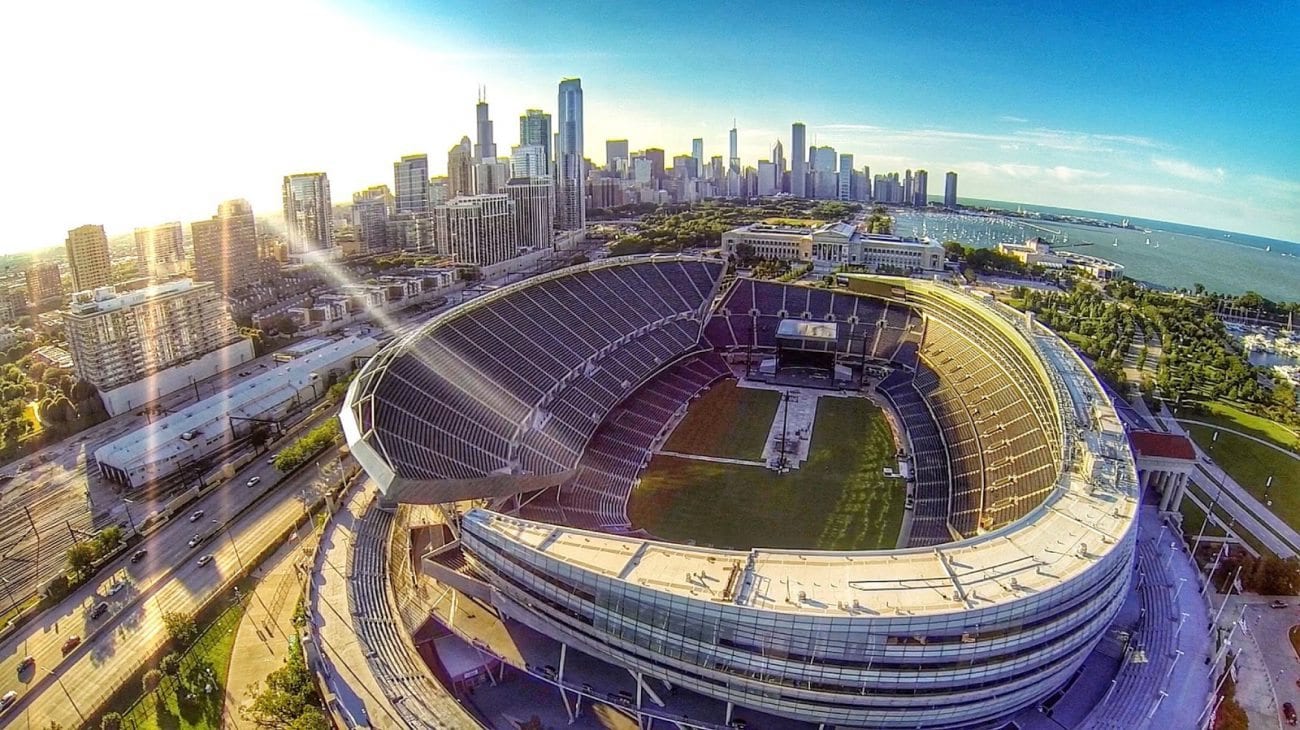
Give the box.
[661,379,780,460]
[630,393,904,550]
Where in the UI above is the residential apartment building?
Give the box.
[65,224,112,292]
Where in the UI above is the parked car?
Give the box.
[1284,701,1297,726]
[197,555,214,567]
[16,656,33,674]
[60,636,81,655]
[1271,600,1289,609]
[107,580,126,596]
[89,602,108,620]
[188,534,201,548]
[189,510,204,522]
[130,549,147,563]
[246,476,261,487]
[904,496,915,510]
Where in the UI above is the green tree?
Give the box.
[160,652,182,678]
[99,712,122,730]
[162,611,198,648]
[95,525,123,553]
[66,541,98,577]
[142,668,163,694]
[248,642,323,727]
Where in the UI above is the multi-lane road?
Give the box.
[0,431,343,727]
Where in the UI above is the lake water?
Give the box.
[893,199,1300,302]
[1248,351,1299,368]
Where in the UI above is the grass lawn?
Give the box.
[631,396,904,550]
[1177,492,1228,539]
[662,379,780,460]
[1183,422,1300,532]
[122,600,245,730]
[1178,400,1300,453]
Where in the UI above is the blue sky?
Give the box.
[1,0,1297,251]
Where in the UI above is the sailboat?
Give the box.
[1145,238,1151,246]
[1113,237,1119,247]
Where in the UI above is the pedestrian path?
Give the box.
[222,523,319,728]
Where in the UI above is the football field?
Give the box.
[630,389,905,551]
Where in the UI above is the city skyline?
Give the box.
[2,0,1297,253]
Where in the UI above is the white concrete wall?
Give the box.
[100,339,256,416]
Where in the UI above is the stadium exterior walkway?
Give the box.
[223,523,318,727]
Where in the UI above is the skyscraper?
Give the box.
[518,109,553,176]
[133,221,186,279]
[192,199,261,293]
[510,145,548,179]
[352,185,392,253]
[838,153,854,201]
[474,89,497,160]
[605,139,629,175]
[394,154,430,214]
[434,194,517,266]
[691,138,704,177]
[791,123,807,197]
[448,137,474,197]
[945,171,959,208]
[26,261,62,304]
[505,177,556,249]
[914,169,929,207]
[282,173,333,253]
[728,121,739,173]
[772,141,786,191]
[556,78,585,232]
[65,224,112,292]
[643,148,666,183]
[757,160,778,196]
[811,146,838,199]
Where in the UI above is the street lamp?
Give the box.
[212,519,246,571]
[121,497,139,534]
[50,669,86,724]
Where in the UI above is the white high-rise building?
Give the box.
[394,154,430,215]
[434,194,517,266]
[837,153,854,201]
[772,140,786,191]
[133,221,186,279]
[791,123,807,197]
[63,279,248,395]
[510,145,548,179]
[282,172,333,253]
[757,160,778,196]
[518,109,552,176]
[556,78,585,232]
[505,177,556,250]
[728,121,739,173]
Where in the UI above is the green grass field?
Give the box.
[661,379,780,460]
[630,394,904,550]
[1179,400,1300,452]
[1183,421,1300,533]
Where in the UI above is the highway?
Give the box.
[0,427,343,728]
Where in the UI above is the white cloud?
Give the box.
[998,115,1030,124]
[1151,157,1226,183]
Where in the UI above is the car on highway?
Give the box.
[16,656,33,674]
[268,454,280,465]
[1271,600,1289,609]
[60,636,81,655]
[246,476,261,487]
[197,554,214,567]
[0,691,16,713]
[89,601,109,620]
[1284,701,1297,725]
[130,549,147,563]
[189,509,205,522]
[107,580,126,595]
[188,534,202,548]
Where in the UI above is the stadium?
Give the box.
[339,255,1140,729]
